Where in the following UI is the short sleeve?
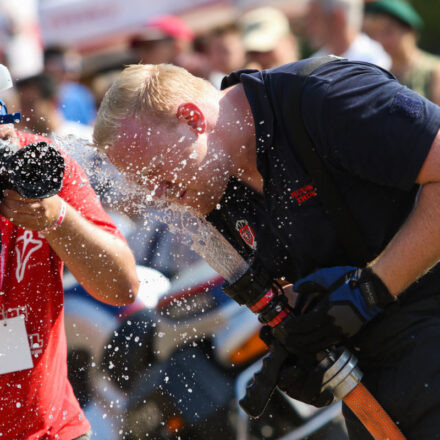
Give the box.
[308,63,440,190]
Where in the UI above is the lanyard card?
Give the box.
[0,315,33,374]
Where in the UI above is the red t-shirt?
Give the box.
[0,132,124,439]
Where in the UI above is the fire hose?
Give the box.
[169,208,407,439]
[222,259,407,440]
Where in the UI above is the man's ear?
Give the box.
[176,103,206,134]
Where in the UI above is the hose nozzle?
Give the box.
[319,348,363,400]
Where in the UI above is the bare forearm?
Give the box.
[43,203,139,305]
[370,182,440,295]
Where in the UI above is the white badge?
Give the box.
[0,315,34,374]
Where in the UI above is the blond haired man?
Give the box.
[94,59,440,439]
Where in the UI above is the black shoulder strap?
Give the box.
[290,56,370,265]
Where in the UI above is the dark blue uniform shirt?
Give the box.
[207,58,440,305]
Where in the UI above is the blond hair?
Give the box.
[93,63,216,149]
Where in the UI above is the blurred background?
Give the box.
[2,1,439,74]
[2,1,439,439]
[2,0,439,122]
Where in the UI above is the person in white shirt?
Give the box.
[307,0,391,70]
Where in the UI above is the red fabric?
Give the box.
[132,15,194,45]
[149,15,194,42]
[0,132,123,439]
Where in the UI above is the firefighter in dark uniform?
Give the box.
[93,58,440,439]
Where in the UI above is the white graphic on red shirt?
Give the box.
[5,305,28,321]
[28,333,43,357]
[236,219,257,250]
[15,231,43,283]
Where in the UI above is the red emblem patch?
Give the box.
[236,220,257,250]
[290,183,317,205]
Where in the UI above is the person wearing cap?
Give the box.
[0,64,139,439]
[307,0,391,69]
[365,0,440,105]
[130,15,194,66]
[239,7,298,70]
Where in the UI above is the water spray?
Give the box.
[153,206,406,440]
[55,138,405,439]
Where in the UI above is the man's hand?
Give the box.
[0,125,61,231]
[277,355,334,407]
[0,190,63,231]
[272,266,396,354]
[261,326,333,408]
[0,124,19,147]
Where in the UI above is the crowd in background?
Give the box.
[0,2,437,439]
[2,0,440,278]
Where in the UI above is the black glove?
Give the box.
[272,266,396,354]
[256,327,333,408]
[277,356,334,407]
[239,329,288,417]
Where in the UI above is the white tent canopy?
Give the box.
[38,0,225,48]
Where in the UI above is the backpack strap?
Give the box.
[290,56,370,265]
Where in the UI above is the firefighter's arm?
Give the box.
[370,128,440,295]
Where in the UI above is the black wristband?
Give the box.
[353,267,397,309]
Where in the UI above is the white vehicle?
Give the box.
[64,259,347,440]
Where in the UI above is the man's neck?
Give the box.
[326,28,357,57]
[220,84,263,194]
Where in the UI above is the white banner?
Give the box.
[39,0,223,47]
